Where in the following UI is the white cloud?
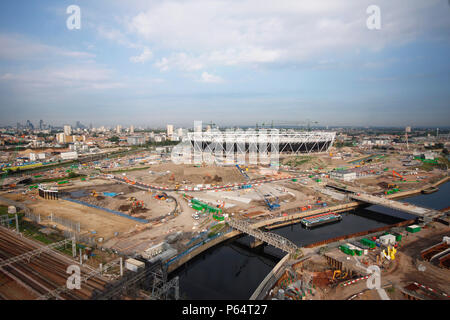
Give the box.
[154,53,204,72]
[200,72,223,83]
[130,47,153,63]
[0,33,95,60]
[124,0,450,71]
[0,65,125,91]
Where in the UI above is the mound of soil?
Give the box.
[119,204,131,211]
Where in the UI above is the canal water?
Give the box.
[171,182,449,300]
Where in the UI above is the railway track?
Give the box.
[0,227,109,300]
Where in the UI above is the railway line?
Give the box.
[0,227,108,300]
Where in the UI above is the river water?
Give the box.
[171,182,449,300]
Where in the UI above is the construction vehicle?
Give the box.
[155,192,168,200]
[332,270,348,280]
[392,170,405,181]
[236,164,250,180]
[131,200,144,210]
[254,186,280,211]
[91,190,99,197]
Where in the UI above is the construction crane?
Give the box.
[392,170,405,181]
[207,121,216,130]
[258,120,319,131]
[253,186,280,211]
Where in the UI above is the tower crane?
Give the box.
[258,120,319,131]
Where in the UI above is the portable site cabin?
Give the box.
[406,225,421,233]
[379,234,396,246]
[125,258,145,272]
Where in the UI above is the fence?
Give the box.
[49,213,80,233]
[25,211,41,223]
[62,230,96,245]
[24,211,81,233]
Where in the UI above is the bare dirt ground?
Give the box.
[62,182,176,220]
[103,192,199,254]
[3,192,138,240]
[124,163,247,186]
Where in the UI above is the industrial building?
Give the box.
[330,170,357,181]
[127,136,146,146]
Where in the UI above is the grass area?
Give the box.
[207,223,227,238]
[284,156,313,167]
[32,173,86,184]
[19,218,84,255]
[419,160,447,172]
[105,166,151,174]
[0,205,8,215]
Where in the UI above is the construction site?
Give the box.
[0,137,449,301]
[266,217,450,300]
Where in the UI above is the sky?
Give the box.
[0,0,449,128]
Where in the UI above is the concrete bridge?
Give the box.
[227,218,300,255]
[349,192,442,221]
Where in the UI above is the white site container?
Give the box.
[379,234,396,246]
[125,258,145,272]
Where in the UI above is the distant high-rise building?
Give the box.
[116,125,122,134]
[130,125,134,134]
[177,128,183,137]
[39,120,44,130]
[167,124,174,137]
[26,120,34,130]
[64,125,72,136]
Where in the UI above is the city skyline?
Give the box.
[1,1,450,127]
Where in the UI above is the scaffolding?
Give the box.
[0,214,19,233]
[94,261,179,300]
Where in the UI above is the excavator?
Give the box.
[392,170,405,181]
[332,270,348,281]
[91,190,99,198]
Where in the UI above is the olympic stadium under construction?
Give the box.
[184,130,336,155]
